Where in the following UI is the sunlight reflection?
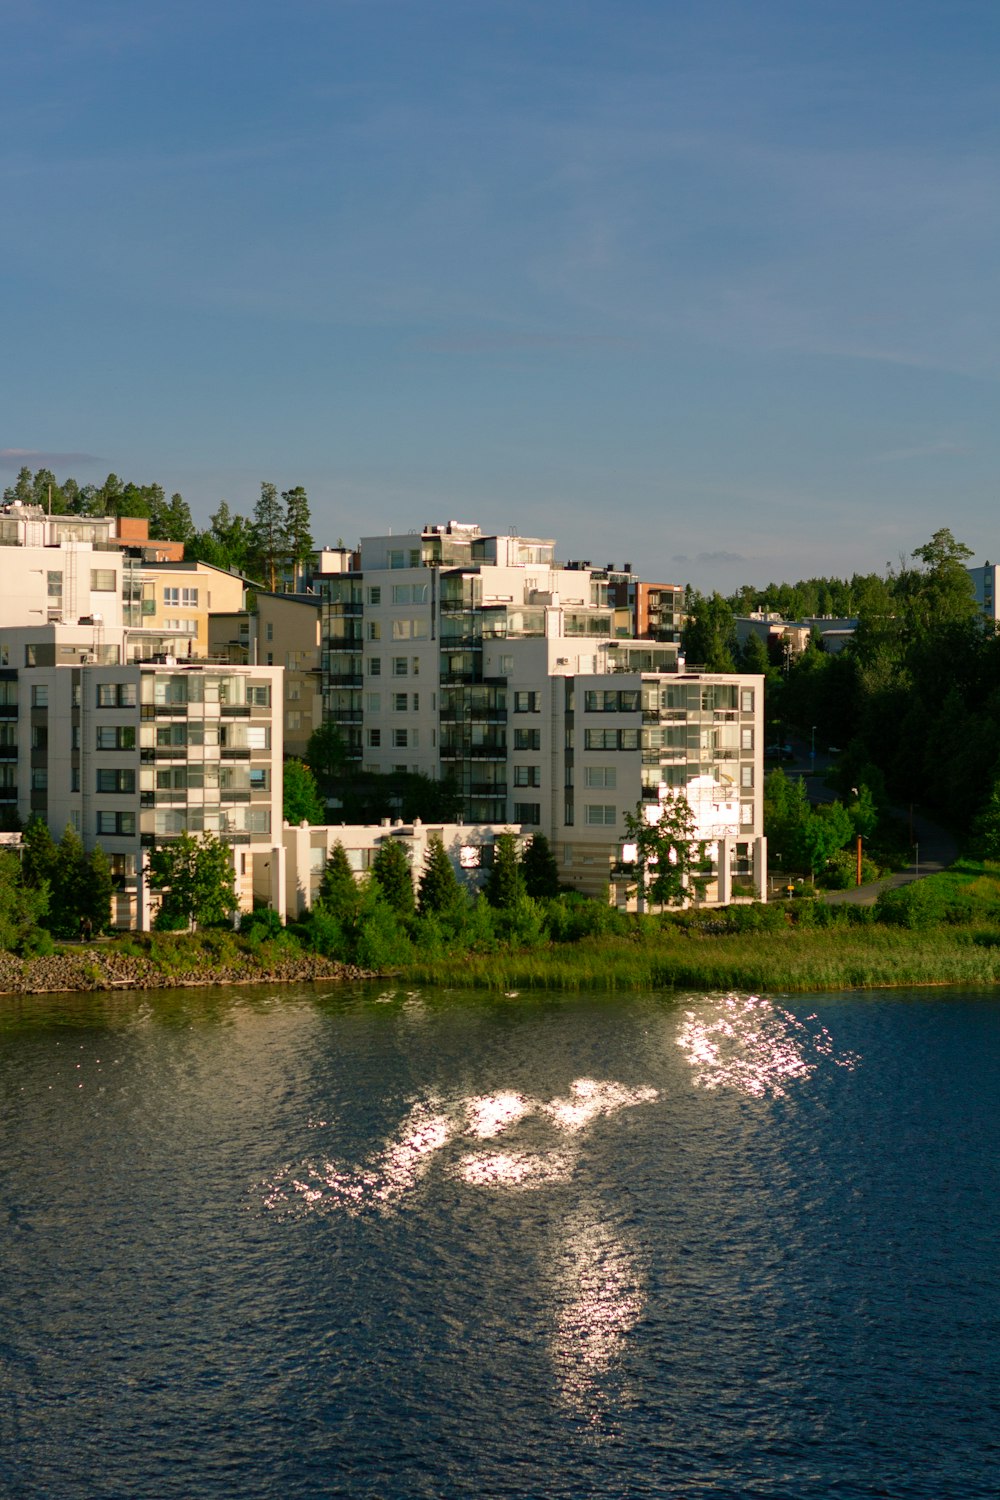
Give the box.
[261,1078,658,1215]
[676,994,859,1098]
[551,1215,643,1412]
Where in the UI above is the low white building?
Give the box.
[279,819,520,918]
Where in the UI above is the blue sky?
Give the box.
[4,0,1000,591]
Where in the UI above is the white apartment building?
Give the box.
[322,523,766,903]
[0,621,284,928]
[967,563,1000,623]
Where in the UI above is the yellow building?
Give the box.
[134,562,247,659]
[208,592,322,759]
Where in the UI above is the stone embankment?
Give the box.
[0,947,370,996]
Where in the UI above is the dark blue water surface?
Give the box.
[1,983,998,1499]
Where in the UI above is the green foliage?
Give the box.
[796,801,853,877]
[370,839,415,917]
[521,833,560,899]
[240,907,284,939]
[623,795,701,908]
[80,843,114,935]
[149,832,238,930]
[305,721,348,791]
[282,758,325,825]
[0,850,48,953]
[417,837,463,915]
[281,486,313,587]
[484,832,525,909]
[683,592,737,672]
[316,842,361,917]
[353,882,413,969]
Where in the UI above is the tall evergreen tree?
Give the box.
[371,839,415,916]
[484,832,525,909]
[281,486,313,590]
[521,832,559,899]
[316,842,360,919]
[417,837,463,915]
[251,481,282,590]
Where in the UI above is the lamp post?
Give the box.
[810,724,816,767]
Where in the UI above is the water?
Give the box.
[1,983,998,1499]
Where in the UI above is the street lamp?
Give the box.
[810,725,816,766]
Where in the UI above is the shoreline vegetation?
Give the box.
[2,860,1000,999]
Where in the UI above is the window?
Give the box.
[367,586,381,605]
[287,710,301,730]
[394,693,408,711]
[249,767,270,791]
[47,571,63,598]
[585,804,617,826]
[392,618,428,640]
[513,765,541,787]
[499,655,514,675]
[163,587,179,607]
[585,766,617,789]
[741,803,753,826]
[741,727,753,751]
[90,569,116,591]
[392,728,408,748]
[367,621,382,640]
[96,725,136,751]
[71,768,80,792]
[741,689,754,713]
[368,657,381,676]
[388,549,405,569]
[514,691,539,712]
[97,811,136,836]
[96,769,136,794]
[584,728,639,751]
[287,681,300,701]
[264,620,272,640]
[29,684,48,708]
[514,728,541,751]
[366,692,381,712]
[513,802,541,825]
[97,682,136,707]
[392,657,408,677]
[368,729,381,748]
[248,684,270,706]
[31,726,47,751]
[741,764,753,789]
[583,690,641,712]
[392,583,429,604]
[412,693,419,711]
[246,725,270,749]
[245,809,271,834]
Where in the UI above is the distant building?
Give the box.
[967,563,1000,623]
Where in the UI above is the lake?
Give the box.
[1,982,998,1498]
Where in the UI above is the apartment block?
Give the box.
[321,522,766,904]
[207,592,323,759]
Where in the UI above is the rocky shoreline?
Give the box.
[0,947,372,996]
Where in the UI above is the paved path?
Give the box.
[767,748,959,906]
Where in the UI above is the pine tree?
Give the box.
[80,845,114,936]
[51,824,89,938]
[22,816,59,894]
[250,481,282,590]
[417,837,463,915]
[316,842,360,918]
[371,839,415,916]
[281,486,313,591]
[521,832,560,899]
[484,832,525,909]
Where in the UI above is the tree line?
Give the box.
[3,464,315,592]
[685,528,1000,848]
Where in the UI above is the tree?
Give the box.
[49,824,90,938]
[316,842,361,918]
[484,832,525,909]
[796,801,853,878]
[281,486,313,590]
[21,815,59,895]
[149,491,195,544]
[283,758,325,824]
[305,721,348,792]
[80,845,113,936]
[683,592,737,672]
[149,833,238,930]
[417,837,463,915]
[0,850,47,952]
[521,832,559,899]
[371,839,415,917]
[251,481,282,590]
[2,466,34,504]
[623,794,701,909]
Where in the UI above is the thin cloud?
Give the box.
[871,440,968,463]
[413,333,637,355]
[0,449,99,468]
[697,550,746,565]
